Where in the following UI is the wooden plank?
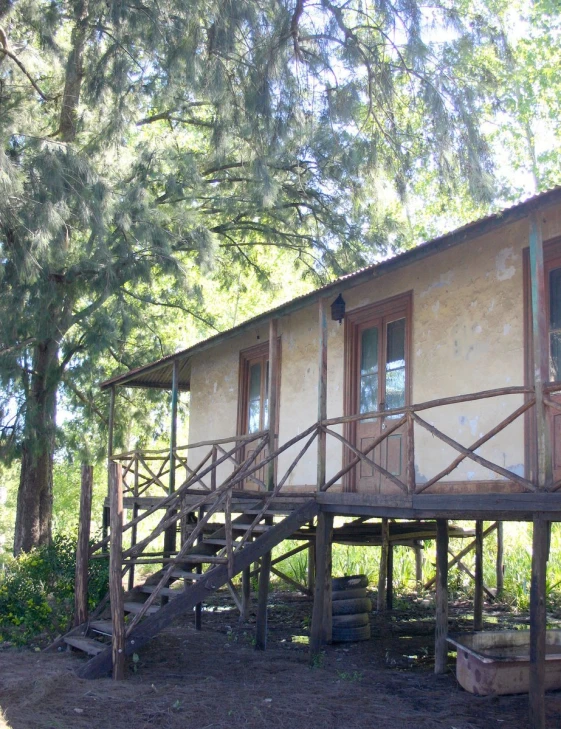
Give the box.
[123,601,160,615]
[317,298,328,490]
[109,462,126,680]
[310,511,333,656]
[271,566,312,596]
[90,620,113,636]
[406,411,415,493]
[529,517,550,729]
[474,520,484,631]
[241,567,251,622]
[268,318,279,492]
[434,519,449,675]
[74,465,93,627]
[414,543,423,587]
[377,518,389,611]
[65,636,105,656]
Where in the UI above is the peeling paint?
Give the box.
[503,323,511,335]
[420,271,454,298]
[496,247,517,281]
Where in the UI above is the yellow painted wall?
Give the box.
[188,204,561,494]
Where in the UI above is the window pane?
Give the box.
[550,268,561,330]
[361,327,379,376]
[551,332,561,382]
[248,363,261,433]
[263,361,269,429]
[386,319,406,412]
[360,373,378,414]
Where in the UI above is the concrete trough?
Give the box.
[448,630,561,695]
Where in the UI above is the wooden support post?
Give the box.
[530,517,550,729]
[164,360,179,558]
[74,464,94,627]
[103,386,116,547]
[496,522,504,597]
[109,462,126,680]
[241,567,251,622]
[195,506,203,631]
[406,411,415,492]
[529,212,552,489]
[211,445,217,491]
[434,519,449,675]
[528,206,552,729]
[377,518,389,611]
[310,511,333,657]
[128,454,139,591]
[307,527,316,593]
[255,548,271,651]
[386,541,394,611]
[255,319,279,650]
[474,520,484,631]
[317,298,328,490]
[415,542,423,589]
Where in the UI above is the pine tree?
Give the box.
[0,0,503,552]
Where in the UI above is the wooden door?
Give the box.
[345,294,411,493]
[238,342,276,490]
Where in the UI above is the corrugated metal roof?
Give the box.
[100,185,561,391]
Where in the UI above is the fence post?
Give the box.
[109,461,126,680]
[74,464,94,627]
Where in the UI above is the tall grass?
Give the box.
[269,520,561,611]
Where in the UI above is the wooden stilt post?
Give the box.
[307,529,316,593]
[195,506,204,631]
[415,542,423,589]
[103,386,116,547]
[109,462,125,680]
[496,522,504,597]
[241,567,251,622]
[74,464,93,627]
[434,519,449,674]
[128,454,139,591]
[474,520,484,631]
[164,360,179,559]
[530,517,550,729]
[528,212,553,729]
[310,511,333,657]
[386,540,394,611]
[255,319,278,651]
[377,518,389,611]
[317,298,328,490]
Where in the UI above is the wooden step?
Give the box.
[89,620,113,636]
[176,554,228,564]
[124,601,160,615]
[65,636,106,655]
[138,585,183,598]
[170,569,203,581]
[202,538,241,546]
[231,523,270,532]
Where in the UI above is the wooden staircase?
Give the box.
[69,497,318,679]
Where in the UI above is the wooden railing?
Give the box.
[90,383,561,678]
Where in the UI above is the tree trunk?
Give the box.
[14,340,58,555]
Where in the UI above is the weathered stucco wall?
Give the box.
[188,204,561,493]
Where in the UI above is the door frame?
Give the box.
[343,291,413,492]
[523,235,561,481]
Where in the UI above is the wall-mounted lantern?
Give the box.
[330,293,346,324]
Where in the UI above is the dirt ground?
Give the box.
[1,591,561,729]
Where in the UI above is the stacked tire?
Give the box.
[332,575,371,643]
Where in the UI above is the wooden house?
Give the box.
[70,187,561,729]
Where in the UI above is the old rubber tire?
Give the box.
[332,597,372,616]
[332,587,367,601]
[332,612,369,628]
[332,575,368,591]
[332,624,371,643]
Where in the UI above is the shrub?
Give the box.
[0,533,108,646]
